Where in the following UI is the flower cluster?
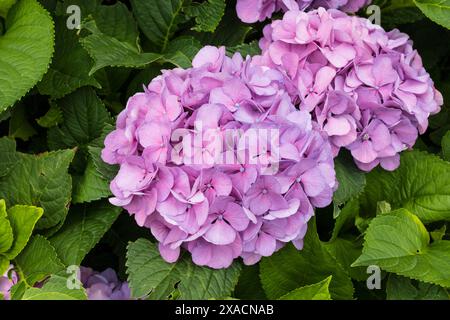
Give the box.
[236,0,371,23]
[102,46,336,268]
[80,267,131,300]
[255,8,443,171]
[0,265,18,300]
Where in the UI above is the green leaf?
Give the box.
[163,36,202,68]
[3,204,43,259]
[90,2,139,46]
[360,151,450,223]
[126,64,162,97]
[194,5,251,47]
[37,16,101,99]
[87,124,119,181]
[47,88,111,150]
[130,0,184,50]
[430,225,447,241]
[331,197,360,240]
[126,238,241,299]
[0,149,75,230]
[72,158,111,203]
[260,220,354,300]
[442,130,450,161]
[184,0,225,32]
[81,33,161,75]
[49,201,121,265]
[22,274,87,300]
[14,235,65,285]
[227,41,261,57]
[0,199,13,253]
[352,209,450,287]
[234,264,267,300]
[333,152,366,218]
[377,0,424,29]
[386,274,449,300]
[0,255,9,275]
[278,276,332,300]
[0,0,54,111]
[9,281,26,300]
[8,103,36,141]
[0,137,18,177]
[325,238,367,282]
[36,102,62,128]
[414,0,450,29]
[0,0,16,17]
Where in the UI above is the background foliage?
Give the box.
[0,0,449,300]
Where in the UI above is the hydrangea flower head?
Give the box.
[80,267,131,300]
[256,8,443,171]
[236,0,371,23]
[102,46,337,268]
[0,265,18,300]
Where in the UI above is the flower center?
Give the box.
[239,167,245,173]
[296,177,301,183]
[362,133,370,141]
[206,183,212,188]
[262,188,268,194]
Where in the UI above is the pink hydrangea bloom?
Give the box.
[0,265,18,300]
[255,8,443,171]
[80,267,131,300]
[102,46,337,268]
[236,0,371,23]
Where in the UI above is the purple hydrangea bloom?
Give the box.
[0,265,18,300]
[80,267,131,300]
[102,46,337,268]
[236,0,371,23]
[255,8,443,171]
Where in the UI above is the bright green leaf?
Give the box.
[0,0,54,111]
[22,274,87,300]
[0,0,16,17]
[3,204,43,259]
[0,256,9,275]
[14,235,65,285]
[414,0,450,29]
[278,276,332,300]
[0,199,13,253]
[353,209,450,287]
[360,151,450,223]
[126,238,241,299]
